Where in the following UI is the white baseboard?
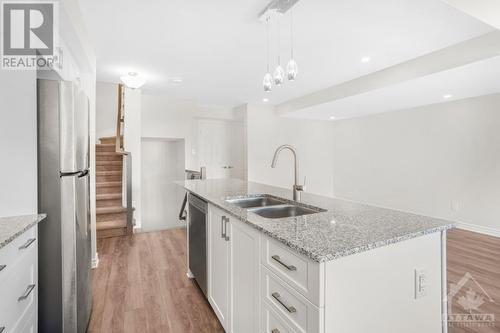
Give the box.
[456,222,500,238]
[133,225,142,233]
[92,253,99,269]
[187,269,194,279]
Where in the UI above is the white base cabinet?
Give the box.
[205,203,445,333]
[0,225,38,333]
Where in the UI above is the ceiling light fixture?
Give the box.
[263,17,273,92]
[263,98,269,102]
[443,94,453,99]
[286,8,298,81]
[361,56,371,63]
[120,72,146,89]
[170,77,183,83]
[329,116,336,120]
[273,17,284,85]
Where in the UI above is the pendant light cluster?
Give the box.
[263,8,298,93]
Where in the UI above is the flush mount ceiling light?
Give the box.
[361,56,371,63]
[262,97,269,102]
[259,0,300,91]
[443,94,453,99]
[120,72,146,89]
[329,116,336,120]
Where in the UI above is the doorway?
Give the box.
[141,138,185,232]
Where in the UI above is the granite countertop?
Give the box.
[176,178,454,263]
[0,214,46,249]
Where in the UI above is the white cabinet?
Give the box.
[207,205,260,333]
[208,206,231,330]
[0,225,38,333]
[229,216,260,333]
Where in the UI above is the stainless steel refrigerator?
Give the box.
[37,78,92,333]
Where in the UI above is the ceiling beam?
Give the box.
[442,0,500,30]
[276,31,500,115]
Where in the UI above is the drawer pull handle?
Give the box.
[271,329,280,333]
[271,292,296,313]
[18,284,36,301]
[224,217,230,241]
[0,265,6,272]
[19,238,36,250]
[271,255,296,271]
[0,326,4,333]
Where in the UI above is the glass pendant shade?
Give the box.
[286,59,298,81]
[273,65,285,85]
[263,73,273,92]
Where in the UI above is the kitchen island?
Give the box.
[178,178,453,333]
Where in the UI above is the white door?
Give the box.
[229,219,260,333]
[141,139,185,232]
[208,206,230,330]
[197,119,243,179]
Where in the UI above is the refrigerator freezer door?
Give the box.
[75,171,92,333]
[59,81,77,173]
[74,88,90,171]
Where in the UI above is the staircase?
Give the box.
[96,136,128,238]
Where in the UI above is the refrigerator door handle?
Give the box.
[60,171,81,177]
[78,169,90,178]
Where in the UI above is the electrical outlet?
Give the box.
[415,269,427,299]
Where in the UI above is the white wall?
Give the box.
[332,93,500,235]
[95,81,118,140]
[245,104,335,198]
[141,94,236,171]
[123,88,142,229]
[0,71,37,217]
[141,138,185,232]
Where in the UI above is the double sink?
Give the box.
[225,195,326,219]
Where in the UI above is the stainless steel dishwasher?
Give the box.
[188,193,208,296]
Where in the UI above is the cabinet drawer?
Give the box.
[261,266,322,333]
[262,236,322,306]
[262,300,297,333]
[0,226,37,283]
[0,241,37,332]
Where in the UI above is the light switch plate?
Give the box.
[415,269,427,299]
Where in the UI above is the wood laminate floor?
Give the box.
[88,228,224,333]
[89,227,499,333]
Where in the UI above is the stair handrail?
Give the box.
[115,84,125,153]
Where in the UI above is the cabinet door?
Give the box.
[208,207,230,330]
[229,219,261,333]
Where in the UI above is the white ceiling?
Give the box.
[79,0,493,108]
[286,55,500,120]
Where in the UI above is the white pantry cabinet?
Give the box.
[208,206,231,331]
[208,205,261,333]
[0,225,38,333]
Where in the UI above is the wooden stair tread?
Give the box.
[96,206,127,214]
[97,182,122,188]
[96,170,122,175]
[96,219,127,230]
[96,160,122,165]
[96,193,122,200]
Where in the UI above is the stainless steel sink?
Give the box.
[248,204,325,219]
[225,196,286,209]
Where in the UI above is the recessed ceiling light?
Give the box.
[361,57,371,63]
[443,94,453,99]
[329,116,336,120]
[170,78,183,83]
[262,98,269,103]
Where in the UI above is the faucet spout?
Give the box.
[270,145,303,201]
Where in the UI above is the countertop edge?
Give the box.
[0,214,47,250]
[182,186,454,263]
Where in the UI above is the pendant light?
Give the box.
[286,8,298,81]
[263,17,273,92]
[273,17,285,85]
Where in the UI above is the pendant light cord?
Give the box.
[266,17,270,72]
[290,8,294,59]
